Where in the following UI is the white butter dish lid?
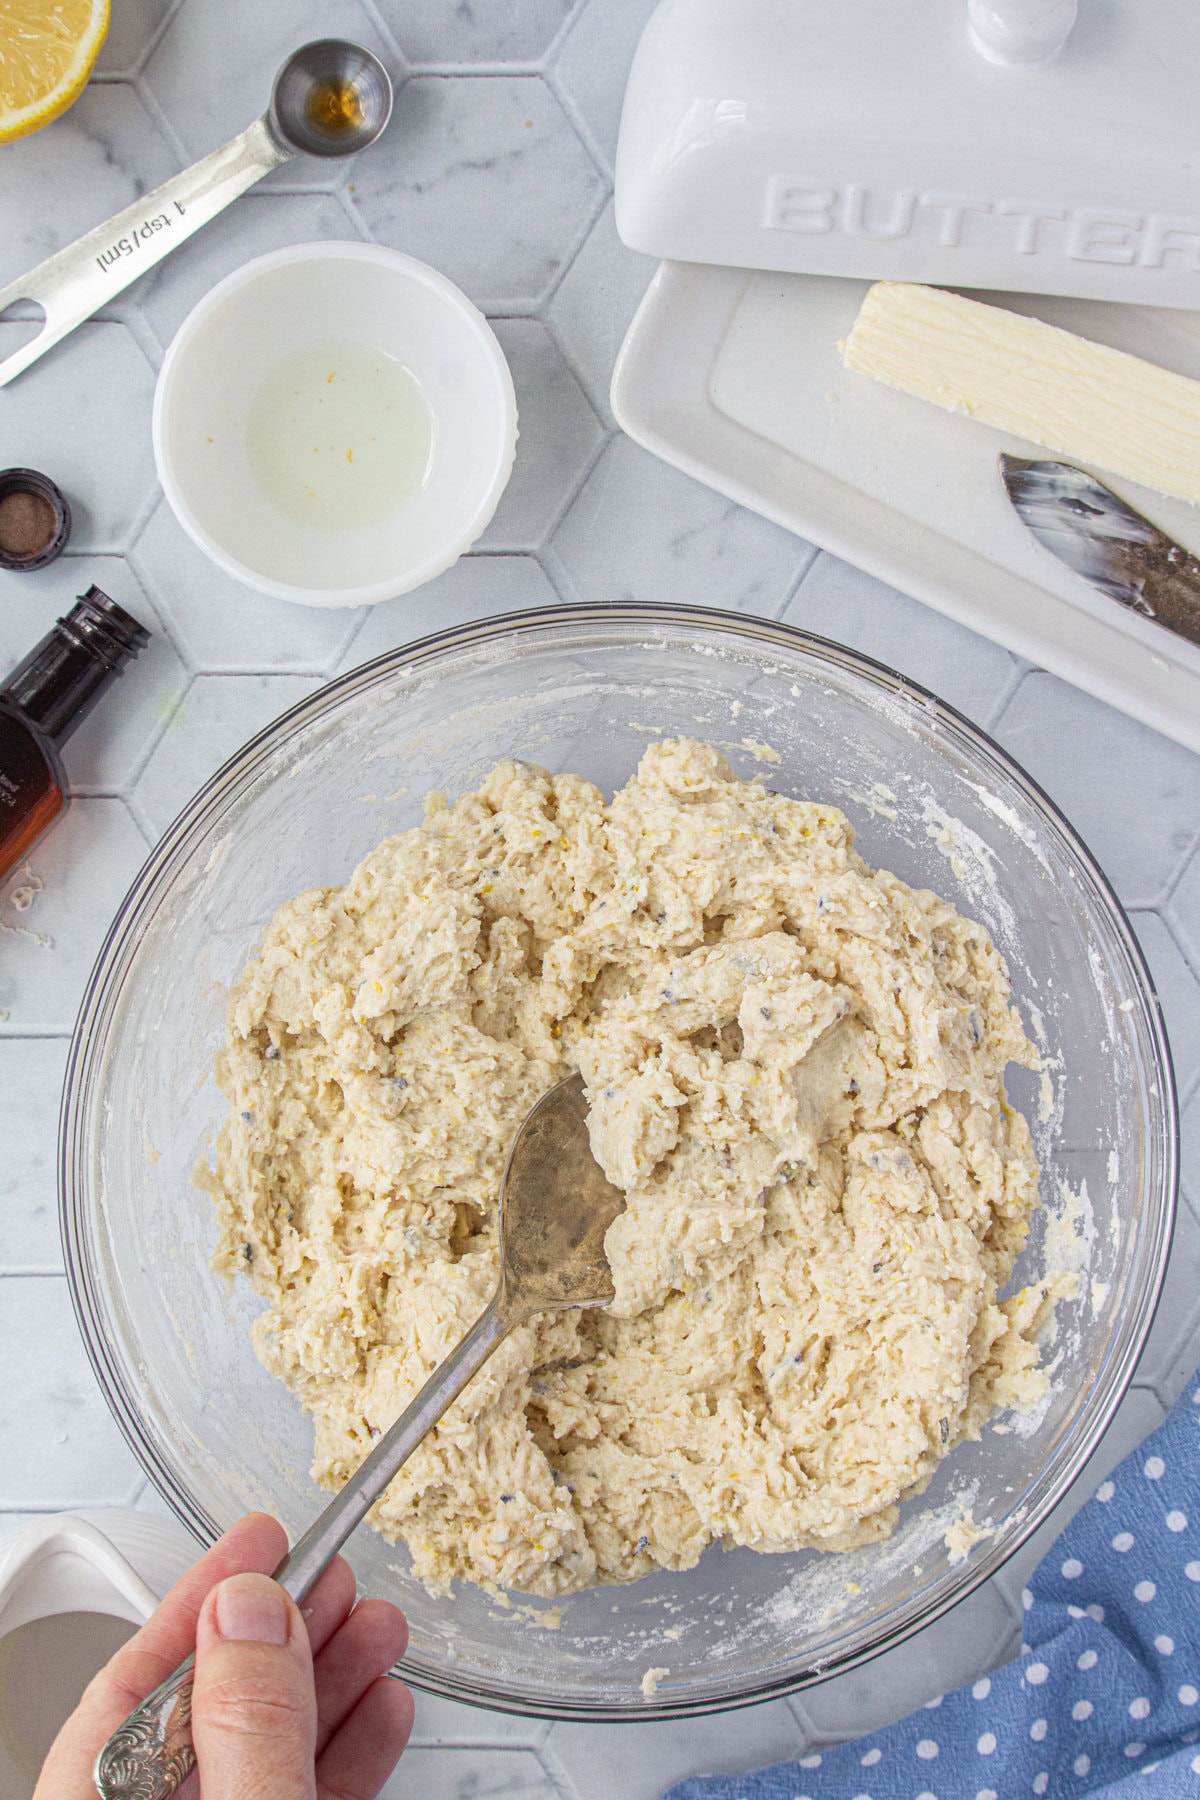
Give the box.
[615,0,1200,308]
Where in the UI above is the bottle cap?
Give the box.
[0,586,150,744]
[0,469,71,572]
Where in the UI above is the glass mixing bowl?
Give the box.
[60,605,1176,1719]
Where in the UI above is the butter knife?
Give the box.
[999,454,1200,652]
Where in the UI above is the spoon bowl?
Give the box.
[269,39,393,158]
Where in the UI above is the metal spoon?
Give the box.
[0,39,393,389]
[93,1072,625,1800]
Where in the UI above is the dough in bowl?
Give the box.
[206,738,1056,1598]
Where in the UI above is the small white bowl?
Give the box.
[152,242,517,608]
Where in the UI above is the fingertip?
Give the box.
[375,1672,415,1743]
[349,1595,409,1663]
[197,1570,306,1663]
[215,1510,290,1573]
[314,1673,414,1797]
[192,1571,317,1793]
[299,1551,358,1649]
[301,1550,357,1609]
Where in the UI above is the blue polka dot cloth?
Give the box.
[662,1373,1200,1799]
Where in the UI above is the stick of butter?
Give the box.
[842,281,1200,506]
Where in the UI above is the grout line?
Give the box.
[356,0,407,72]
[773,543,822,618]
[534,540,585,606]
[540,308,610,434]
[984,662,1038,746]
[545,0,594,65]
[1156,837,1200,926]
[393,59,549,79]
[112,301,164,375]
[0,1499,141,1515]
[120,0,183,80]
[131,71,188,166]
[523,422,613,553]
[542,60,613,181]
[0,1503,72,1514]
[331,185,375,244]
[123,789,165,851]
[979,656,1033,735]
[534,178,613,316]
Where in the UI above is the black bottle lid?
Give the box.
[0,586,151,745]
[0,468,72,571]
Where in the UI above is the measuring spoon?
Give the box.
[0,39,392,389]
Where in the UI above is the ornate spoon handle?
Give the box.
[92,1655,195,1800]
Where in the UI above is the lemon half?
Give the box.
[0,0,110,147]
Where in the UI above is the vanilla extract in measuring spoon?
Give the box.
[247,340,434,531]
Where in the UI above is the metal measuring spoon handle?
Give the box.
[0,120,292,390]
[0,40,392,390]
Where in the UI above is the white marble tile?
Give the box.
[992,671,1200,908]
[0,322,158,552]
[141,0,397,183]
[1183,1088,1200,1211]
[550,435,807,612]
[549,1697,804,1800]
[1131,1183,1200,1407]
[0,799,149,1032]
[0,556,187,794]
[135,190,360,351]
[546,200,656,424]
[0,83,176,286]
[477,320,605,551]
[131,672,324,836]
[551,0,659,168]
[781,553,1022,731]
[347,76,604,312]
[1128,911,1200,1109]
[377,0,573,67]
[95,0,178,77]
[0,1277,146,1507]
[131,498,363,675]
[1167,842,1200,972]
[0,1038,68,1271]
[377,1745,568,1797]
[335,553,561,672]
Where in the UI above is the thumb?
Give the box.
[191,1571,317,1800]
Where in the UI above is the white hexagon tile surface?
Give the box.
[1,4,1198,1797]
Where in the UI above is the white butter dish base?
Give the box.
[610,262,1200,754]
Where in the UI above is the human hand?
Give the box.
[34,1511,413,1800]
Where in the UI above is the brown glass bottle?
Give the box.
[0,587,150,884]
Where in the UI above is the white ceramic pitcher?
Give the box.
[0,1510,197,1795]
